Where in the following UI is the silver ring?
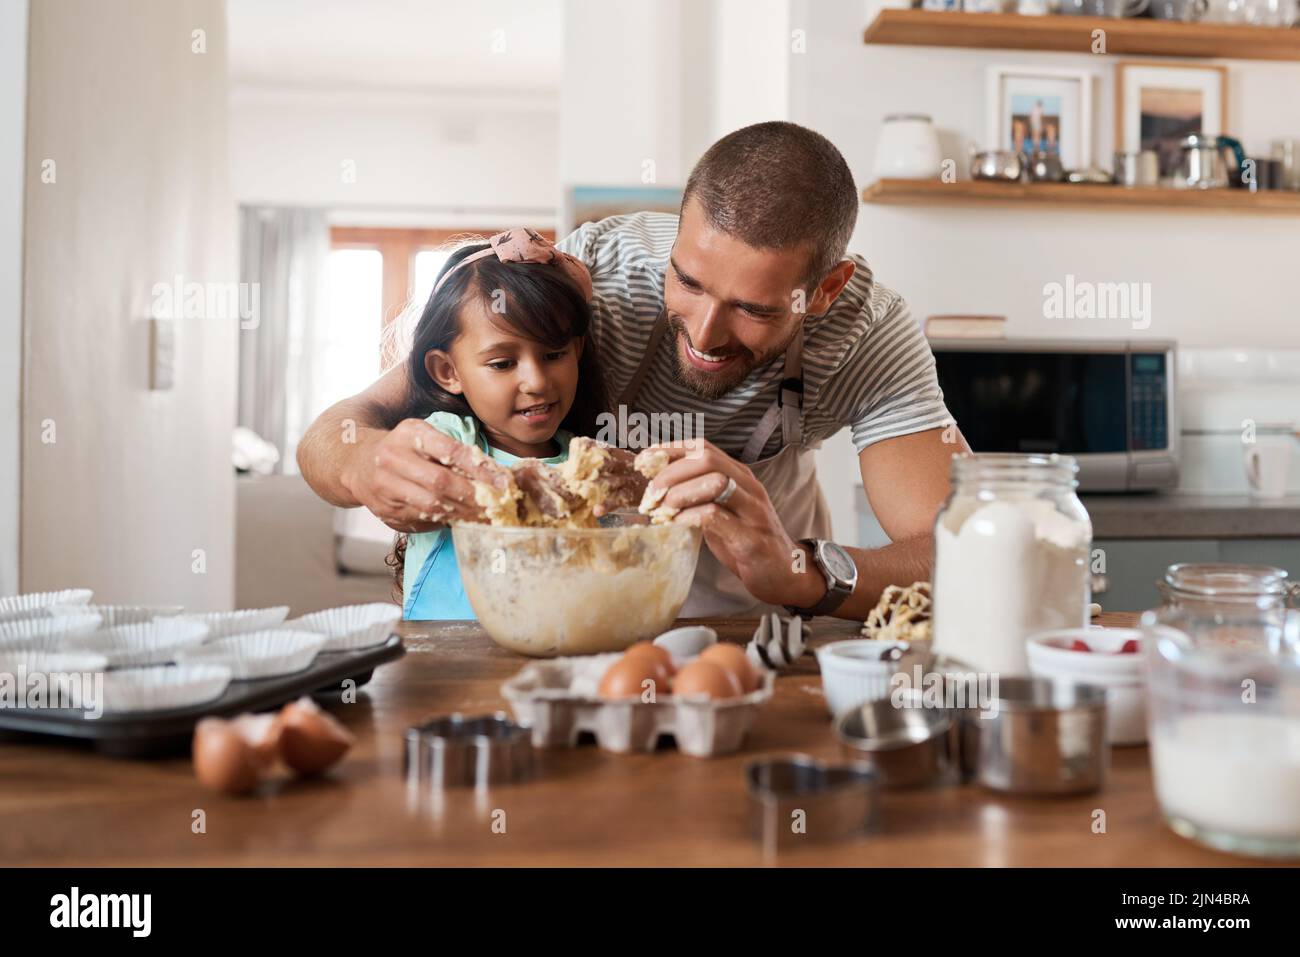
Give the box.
[713,476,737,506]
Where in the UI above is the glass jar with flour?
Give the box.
[932,453,1092,675]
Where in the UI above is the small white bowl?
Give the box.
[653,625,718,662]
[0,588,93,621]
[101,665,232,714]
[176,629,325,679]
[284,603,400,652]
[175,606,290,641]
[815,639,910,717]
[0,613,103,650]
[1026,627,1146,746]
[72,620,210,668]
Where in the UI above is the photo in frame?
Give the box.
[986,66,1093,170]
[1116,61,1227,177]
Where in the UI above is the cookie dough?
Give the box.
[860,581,932,643]
[456,437,652,528]
[634,448,678,524]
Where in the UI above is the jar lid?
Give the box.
[1164,563,1293,599]
[950,452,1079,488]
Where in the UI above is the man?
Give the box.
[297,121,969,620]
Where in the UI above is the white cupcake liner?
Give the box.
[285,603,401,652]
[48,604,184,628]
[175,629,325,680]
[0,588,94,623]
[0,650,109,675]
[101,665,232,714]
[0,613,103,651]
[175,606,289,641]
[71,620,210,668]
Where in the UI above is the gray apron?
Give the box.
[617,312,833,617]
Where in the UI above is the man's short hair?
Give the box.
[682,121,858,290]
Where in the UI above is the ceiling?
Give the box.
[226,0,563,93]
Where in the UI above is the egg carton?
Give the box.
[501,654,774,758]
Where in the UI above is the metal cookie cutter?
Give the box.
[746,754,878,853]
[403,713,534,789]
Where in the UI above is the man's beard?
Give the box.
[666,315,797,401]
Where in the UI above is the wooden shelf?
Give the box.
[863,10,1300,61]
[861,177,1300,213]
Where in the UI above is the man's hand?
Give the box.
[340,419,496,533]
[642,439,823,608]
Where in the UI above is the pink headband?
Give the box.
[430,227,593,301]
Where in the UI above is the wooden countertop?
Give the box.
[0,613,1269,866]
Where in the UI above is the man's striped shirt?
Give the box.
[557,211,950,459]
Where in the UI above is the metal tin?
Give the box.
[832,692,957,789]
[403,712,534,789]
[965,677,1108,795]
[745,754,878,849]
[970,149,1023,182]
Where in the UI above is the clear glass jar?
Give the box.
[931,453,1092,676]
[1143,563,1300,858]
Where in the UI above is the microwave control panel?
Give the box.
[1129,353,1168,452]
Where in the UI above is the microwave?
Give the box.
[930,338,1178,492]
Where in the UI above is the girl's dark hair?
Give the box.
[393,241,608,434]
[386,241,610,601]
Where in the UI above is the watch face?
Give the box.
[819,542,856,583]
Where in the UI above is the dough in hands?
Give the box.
[634,448,678,524]
[458,437,652,528]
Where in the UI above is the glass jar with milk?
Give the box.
[1143,563,1300,858]
[931,453,1092,676]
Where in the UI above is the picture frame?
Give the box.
[562,185,684,235]
[1115,61,1227,176]
[986,65,1093,170]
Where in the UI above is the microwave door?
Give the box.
[935,351,1128,457]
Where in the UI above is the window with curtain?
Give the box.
[238,217,554,473]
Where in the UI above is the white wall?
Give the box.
[560,0,688,187]
[22,0,236,609]
[230,86,559,221]
[0,0,26,596]
[782,0,1300,543]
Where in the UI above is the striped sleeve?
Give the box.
[826,293,953,452]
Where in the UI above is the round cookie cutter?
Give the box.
[403,712,535,789]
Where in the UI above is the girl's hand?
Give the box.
[642,440,826,609]
[341,419,494,533]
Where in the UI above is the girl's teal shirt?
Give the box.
[401,411,571,620]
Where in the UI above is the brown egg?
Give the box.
[230,712,282,769]
[671,660,742,700]
[598,656,665,701]
[621,642,676,686]
[699,643,761,693]
[193,718,262,796]
[278,697,355,776]
[621,642,676,670]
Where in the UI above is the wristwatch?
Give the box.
[786,539,858,619]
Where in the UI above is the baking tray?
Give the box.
[0,634,404,758]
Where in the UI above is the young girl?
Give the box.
[389,229,610,620]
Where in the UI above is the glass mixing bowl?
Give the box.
[450,518,703,657]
